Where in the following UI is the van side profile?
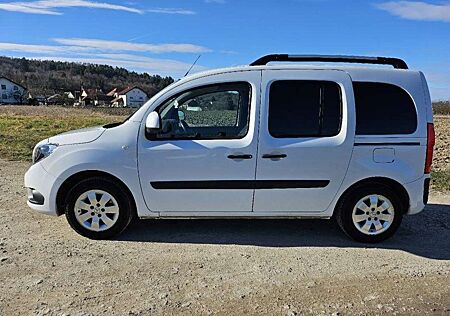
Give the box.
[24,55,435,243]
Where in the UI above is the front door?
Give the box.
[254,69,355,213]
[138,71,261,213]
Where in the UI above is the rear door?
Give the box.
[254,69,355,213]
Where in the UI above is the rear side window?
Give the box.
[269,80,342,138]
[353,82,417,135]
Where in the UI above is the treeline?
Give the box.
[433,101,450,115]
[0,56,174,97]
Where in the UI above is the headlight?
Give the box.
[32,143,58,164]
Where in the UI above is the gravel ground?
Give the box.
[0,159,449,316]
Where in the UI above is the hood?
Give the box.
[48,126,105,145]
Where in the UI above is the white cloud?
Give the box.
[147,8,196,15]
[0,2,60,15]
[52,38,211,54]
[0,0,143,15]
[0,1,197,15]
[0,42,92,54]
[376,1,450,22]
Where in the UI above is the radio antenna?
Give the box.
[184,55,201,77]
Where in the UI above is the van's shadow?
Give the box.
[117,203,450,260]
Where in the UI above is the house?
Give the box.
[0,76,27,104]
[110,86,148,108]
[47,93,67,105]
[79,88,112,107]
[64,91,76,99]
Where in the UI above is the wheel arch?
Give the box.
[56,170,137,216]
[334,177,410,216]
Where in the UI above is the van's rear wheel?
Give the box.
[335,184,404,243]
[65,178,134,239]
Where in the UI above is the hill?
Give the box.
[0,56,174,97]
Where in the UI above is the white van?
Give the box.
[25,55,435,243]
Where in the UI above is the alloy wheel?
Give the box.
[74,189,120,232]
[351,194,395,236]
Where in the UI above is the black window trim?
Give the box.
[267,79,343,139]
[353,81,418,136]
[146,81,252,141]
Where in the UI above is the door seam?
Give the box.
[251,70,263,212]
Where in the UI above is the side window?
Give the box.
[353,82,417,135]
[1,85,6,90]
[1,93,7,99]
[13,85,18,91]
[269,80,342,138]
[153,82,251,140]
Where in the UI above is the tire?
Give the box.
[335,184,405,243]
[64,177,134,239]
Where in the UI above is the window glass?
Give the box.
[1,85,6,90]
[353,82,417,135]
[13,86,18,91]
[269,80,342,138]
[1,94,7,99]
[153,82,251,140]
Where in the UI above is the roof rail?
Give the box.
[250,54,408,69]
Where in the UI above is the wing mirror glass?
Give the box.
[145,111,161,133]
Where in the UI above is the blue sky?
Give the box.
[0,0,449,100]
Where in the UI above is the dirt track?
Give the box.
[0,159,449,315]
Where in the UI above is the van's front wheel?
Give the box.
[336,184,404,243]
[65,178,134,239]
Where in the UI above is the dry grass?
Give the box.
[0,105,449,191]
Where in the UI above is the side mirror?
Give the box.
[178,110,185,121]
[145,111,161,134]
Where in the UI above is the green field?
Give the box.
[0,106,127,161]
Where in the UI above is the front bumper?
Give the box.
[24,163,62,216]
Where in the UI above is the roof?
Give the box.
[0,76,27,90]
[250,54,408,69]
[106,88,118,96]
[117,86,148,96]
[171,64,420,90]
[82,88,105,97]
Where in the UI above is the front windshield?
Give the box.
[103,109,138,129]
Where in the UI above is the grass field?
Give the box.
[0,105,449,192]
[0,106,129,161]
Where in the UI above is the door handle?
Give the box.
[262,154,287,159]
[227,154,253,160]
